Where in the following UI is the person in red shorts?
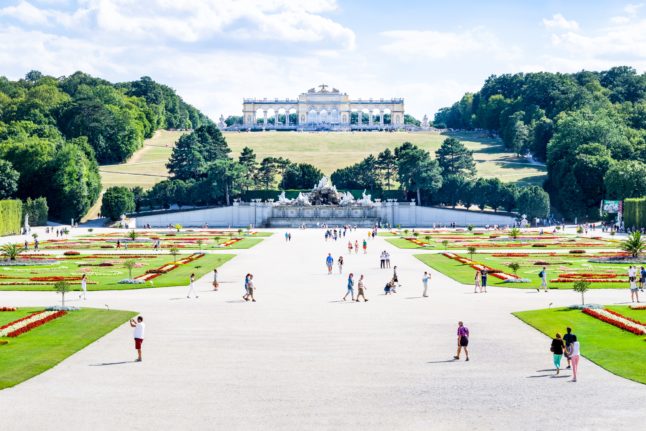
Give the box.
[130,316,145,362]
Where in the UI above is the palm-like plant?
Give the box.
[621,231,645,258]
[124,259,136,280]
[1,243,22,261]
[170,246,179,262]
[54,281,71,307]
[467,246,477,260]
[573,280,590,306]
[509,227,520,239]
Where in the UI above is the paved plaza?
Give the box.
[1,229,645,430]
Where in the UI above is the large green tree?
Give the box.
[516,185,550,219]
[0,159,19,199]
[435,137,476,177]
[280,163,323,189]
[395,143,443,205]
[604,160,646,199]
[101,186,135,220]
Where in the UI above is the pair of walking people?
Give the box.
[343,273,368,302]
[550,327,580,381]
[243,273,256,302]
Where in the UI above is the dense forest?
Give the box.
[0,71,210,221]
[434,66,646,220]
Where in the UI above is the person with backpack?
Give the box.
[537,266,548,292]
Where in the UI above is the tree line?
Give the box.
[433,66,646,220]
[102,132,549,220]
[0,71,210,221]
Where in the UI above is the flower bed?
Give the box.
[604,308,646,326]
[629,304,646,310]
[582,308,646,335]
[0,307,17,312]
[442,252,522,281]
[220,237,243,247]
[0,310,67,337]
[136,253,204,281]
[550,272,627,283]
[63,251,80,256]
[404,237,429,247]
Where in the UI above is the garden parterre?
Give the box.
[385,229,618,250]
[0,307,136,389]
[514,306,646,384]
[416,251,637,289]
[0,252,234,291]
[37,229,271,251]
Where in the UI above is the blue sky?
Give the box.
[0,0,644,120]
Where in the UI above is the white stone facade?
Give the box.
[242,84,404,128]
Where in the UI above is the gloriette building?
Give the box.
[241,84,404,130]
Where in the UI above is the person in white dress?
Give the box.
[187,273,198,298]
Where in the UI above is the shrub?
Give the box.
[101,187,135,221]
[569,250,585,254]
[23,197,48,226]
[0,199,22,236]
[531,244,547,247]
[508,262,521,275]
[64,250,80,256]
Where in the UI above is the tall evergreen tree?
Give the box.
[435,137,476,177]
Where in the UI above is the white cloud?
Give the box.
[0,1,49,25]
[379,28,516,61]
[610,15,631,24]
[542,13,580,31]
[624,3,644,15]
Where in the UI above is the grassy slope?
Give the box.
[513,307,646,384]
[415,253,629,289]
[95,130,546,194]
[0,253,235,291]
[0,308,136,389]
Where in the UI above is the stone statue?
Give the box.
[307,87,316,93]
[294,192,312,206]
[357,190,374,206]
[218,114,226,129]
[277,191,292,204]
[339,191,355,206]
[422,114,429,129]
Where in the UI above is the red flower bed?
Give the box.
[29,276,82,282]
[582,308,645,335]
[558,273,618,279]
[0,311,46,331]
[6,311,67,337]
[0,307,17,312]
[63,251,80,255]
[604,308,646,326]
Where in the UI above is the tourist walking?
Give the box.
[242,273,250,301]
[130,315,145,362]
[354,240,359,254]
[453,321,469,361]
[385,251,391,268]
[245,274,256,302]
[356,274,368,302]
[362,239,367,254]
[212,268,219,291]
[474,270,481,293]
[343,273,355,301]
[326,253,334,274]
[640,266,646,293]
[481,269,488,292]
[187,273,198,298]
[338,256,344,274]
[348,241,353,254]
[393,266,400,288]
[568,335,580,382]
[630,276,640,303]
[380,251,386,269]
[550,333,566,374]
[79,274,88,300]
[538,266,548,292]
[422,271,430,297]
[563,327,576,369]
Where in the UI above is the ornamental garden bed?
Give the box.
[38,230,272,251]
[514,306,646,384]
[0,307,136,389]
[384,229,617,250]
[0,253,234,291]
[415,252,634,289]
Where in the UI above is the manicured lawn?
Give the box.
[0,253,234,291]
[385,232,616,250]
[0,308,136,389]
[415,252,631,289]
[41,231,270,251]
[513,307,646,384]
[606,306,646,323]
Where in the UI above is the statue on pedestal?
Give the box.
[218,115,226,129]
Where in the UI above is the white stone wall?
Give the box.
[135,202,516,228]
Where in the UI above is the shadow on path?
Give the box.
[89,360,135,366]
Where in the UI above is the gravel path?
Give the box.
[0,228,644,431]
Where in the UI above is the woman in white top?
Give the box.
[569,335,580,382]
[187,273,198,298]
[338,256,344,274]
[80,274,87,300]
[474,270,481,294]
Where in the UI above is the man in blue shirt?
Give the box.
[326,253,334,274]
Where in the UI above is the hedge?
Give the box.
[23,197,48,226]
[241,189,406,202]
[0,199,22,236]
[624,198,646,229]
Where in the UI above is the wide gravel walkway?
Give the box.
[0,228,644,430]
